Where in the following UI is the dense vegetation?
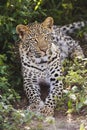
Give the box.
[0,0,87,129]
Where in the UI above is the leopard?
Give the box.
[16,17,86,116]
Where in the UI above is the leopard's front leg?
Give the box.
[40,80,63,116]
[40,56,63,116]
[23,70,44,112]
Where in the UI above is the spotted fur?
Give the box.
[16,17,85,116]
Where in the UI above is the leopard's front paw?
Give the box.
[28,101,44,112]
[39,105,54,116]
[28,103,37,112]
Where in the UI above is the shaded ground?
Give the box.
[15,96,87,130]
[44,114,87,130]
[22,112,87,130]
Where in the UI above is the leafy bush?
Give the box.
[62,59,87,113]
[0,55,10,92]
[0,54,20,104]
[0,101,44,130]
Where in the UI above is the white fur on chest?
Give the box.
[35,55,48,64]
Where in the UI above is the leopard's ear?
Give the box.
[16,24,28,39]
[42,17,54,29]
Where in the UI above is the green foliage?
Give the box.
[0,54,20,105]
[0,55,10,91]
[62,59,87,113]
[0,102,44,130]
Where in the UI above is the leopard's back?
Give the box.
[54,21,87,35]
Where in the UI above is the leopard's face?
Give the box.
[16,17,54,57]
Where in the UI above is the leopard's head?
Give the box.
[16,17,54,56]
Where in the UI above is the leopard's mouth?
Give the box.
[38,44,49,56]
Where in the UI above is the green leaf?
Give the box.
[80,123,85,130]
[84,99,87,105]
[69,94,77,101]
[68,100,72,109]
[76,102,83,112]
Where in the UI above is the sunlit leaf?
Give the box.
[69,94,76,101]
[80,123,85,130]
